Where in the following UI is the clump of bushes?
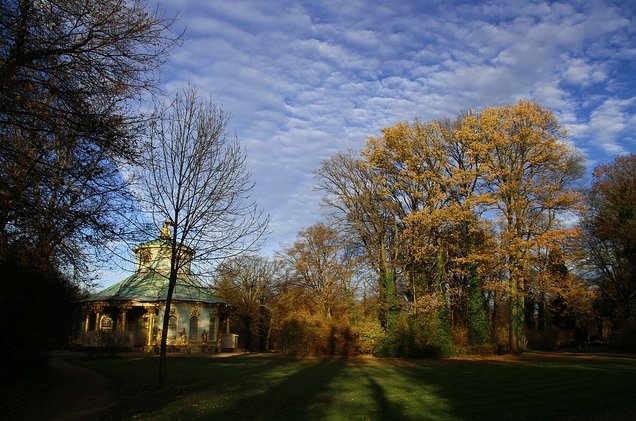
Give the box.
[279,311,458,358]
[613,321,636,353]
[279,316,358,356]
[0,250,79,376]
[526,327,579,351]
[352,319,384,355]
[373,313,454,358]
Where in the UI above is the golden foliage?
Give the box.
[313,99,591,354]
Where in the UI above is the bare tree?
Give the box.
[0,0,179,274]
[315,151,401,330]
[581,154,636,333]
[0,0,178,371]
[139,87,268,388]
[216,255,285,352]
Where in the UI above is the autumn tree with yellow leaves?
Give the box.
[215,255,284,352]
[363,116,490,345]
[458,100,585,352]
[317,99,587,355]
[275,223,363,355]
[284,224,361,322]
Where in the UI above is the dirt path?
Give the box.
[26,358,115,421]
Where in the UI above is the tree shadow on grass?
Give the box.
[200,357,348,420]
[396,357,636,420]
[362,372,405,420]
[101,355,349,420]
[90,353,636,420]
[95,355,295,419]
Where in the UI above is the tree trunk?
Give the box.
[265,316,273,351]
[467,235,489,345]
[380,269,398,331]
[244,314,252,351]
[468,265,489,345]
[159,268,178,389]
[509,275,525,353]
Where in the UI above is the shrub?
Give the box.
[351,319,384,355]
[613,321,636,352]
[279,316,360,356]
[373,329,401,358]
[526,328,558,351]
[280,317,325,356]
[451,325,471,354]
[373,313,454,358]
[0,251,78,376]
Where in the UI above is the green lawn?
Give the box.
[78,353,636,420]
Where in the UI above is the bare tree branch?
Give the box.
[137,86,269,388]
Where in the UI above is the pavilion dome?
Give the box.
[85,268,221,304]
[84,227,221,305]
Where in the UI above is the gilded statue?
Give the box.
[160,219,174,239]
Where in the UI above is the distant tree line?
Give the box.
[1,1,634,383]
[215,102,635,357]
[0,0,179,374]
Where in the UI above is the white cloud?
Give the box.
[585,97,636,155]
[117,0,635,280]
[563,58,607,86]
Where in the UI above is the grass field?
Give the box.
[77,353,636,420]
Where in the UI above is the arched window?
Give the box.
[189,316,198,341]
[100,316,113,331]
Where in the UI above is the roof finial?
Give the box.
[160,219,174,240]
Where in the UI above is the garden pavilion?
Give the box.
[80,223,237,352]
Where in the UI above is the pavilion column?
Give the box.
[84,311,90,333]
[118,305,131,332]
[213,317,219,343]
[145,307,156,346]
[93,305,104,331]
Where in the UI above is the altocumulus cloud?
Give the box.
[95,0,634,284]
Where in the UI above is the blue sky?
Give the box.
[98,0,635,287]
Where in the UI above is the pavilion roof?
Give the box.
[84,269,222,304]
[85,227,222,305]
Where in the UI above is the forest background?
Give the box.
[216,102,635,358]
[0,0,634,374]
